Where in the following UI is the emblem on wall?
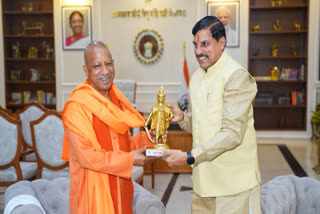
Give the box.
[133,29,163,64]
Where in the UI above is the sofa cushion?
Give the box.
[5,177,69,214]
[0,162,37,182]
[261,175,297,214]
[261,175,320,214]
[41,167,69,180]
[288,175,320,214]
[5,177,165,214]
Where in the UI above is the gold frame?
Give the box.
[133,29,164,64]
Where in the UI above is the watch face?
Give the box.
[187,151,195,165]
[188,157,195,165]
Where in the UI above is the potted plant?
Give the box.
[311,107,320,174]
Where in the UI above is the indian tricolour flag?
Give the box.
[178,41,190,112]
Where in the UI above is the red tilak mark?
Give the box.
[195,34,200,43]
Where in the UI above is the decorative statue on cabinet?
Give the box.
[42,41,54,59]
[252,25,260,32]
[294,24,301,31]
[271,0,282,7]
[271,42,279,57]
[12,42,21,58]
[28,46,38,59]
[273,19,281,32]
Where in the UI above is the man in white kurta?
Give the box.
[163,16,261,214]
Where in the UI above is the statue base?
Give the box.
[146,144,170,157]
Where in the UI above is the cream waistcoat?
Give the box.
[190,51,261,197]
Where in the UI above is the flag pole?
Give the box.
[183,40,186,59]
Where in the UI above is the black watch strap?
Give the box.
[187,150,195,165]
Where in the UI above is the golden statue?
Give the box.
[252,25,260,32]
[271,42,279,57]
[144,86,173,150]
[271,0,282,7]
[294,24,301,31]
[28,46,38,59]
[273,19,281,32]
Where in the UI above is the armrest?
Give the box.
[132,181,165,214]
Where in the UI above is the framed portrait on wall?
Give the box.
[62,6,92,50]
[207,1,240,47]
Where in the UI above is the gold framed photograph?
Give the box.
[133,29,164,64]
[62,6,92,50]
[207,1,240,47]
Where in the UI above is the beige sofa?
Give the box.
[4,177,165,214]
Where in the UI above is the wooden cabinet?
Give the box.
[248,0,309,130]
[2,0,55,112]
[144,130,192,174]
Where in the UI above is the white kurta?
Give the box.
[179,51,261,197]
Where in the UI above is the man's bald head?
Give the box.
[84,40,110,65]
[82,40,115,98]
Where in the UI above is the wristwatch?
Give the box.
[186,150,195,165]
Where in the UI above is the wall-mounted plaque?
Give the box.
[133,29,163,64]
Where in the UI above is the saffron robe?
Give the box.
[62,80,152,214]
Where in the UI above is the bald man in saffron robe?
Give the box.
[61,40,154,214]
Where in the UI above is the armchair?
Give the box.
[17,102,48,161]
[0,111,37,186]
[30,111,69,180]
[0,105,11,115]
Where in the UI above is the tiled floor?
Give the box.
[141,138,320,214]
[1,138,319,213]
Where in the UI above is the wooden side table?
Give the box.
[144,130,193,188]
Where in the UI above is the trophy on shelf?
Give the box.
[22,21,44,35]
[28,46,38,59]
[9,69,22,80]
[294,24,301,31]
[12,42,21,58]
[144,86,174,156]
[271,42,279,57]
[252,25,260,32]
[271,0,282,7]
[30,68,40,81]
[42,41,54,59]
[21,2,33,12]
[273,19,281,32]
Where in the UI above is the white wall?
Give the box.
[99,0,199,112]
[55,0,95,111]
